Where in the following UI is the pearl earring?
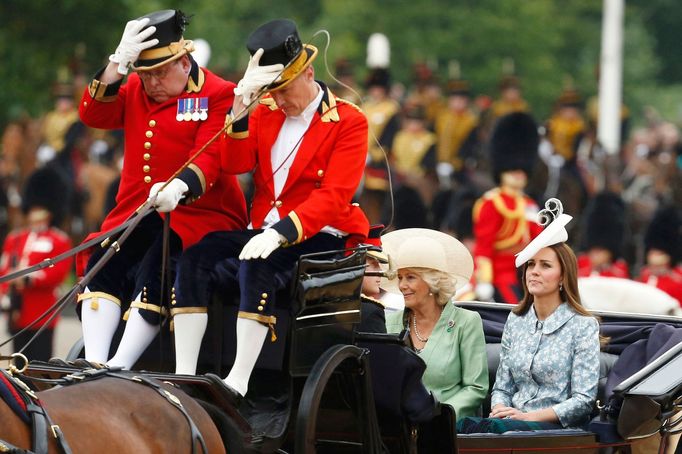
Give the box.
[559,282,563,292]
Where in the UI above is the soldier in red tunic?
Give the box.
[75,10,247,367]
[636,205,682,307]
[472,113,543,304]
[577,191,630,278]
[0,166,72,360]
[170,19,369,404]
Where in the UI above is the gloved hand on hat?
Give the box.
[239,228,286,260]
[109,17,159,76]
[233,48,284,107]
[148,179,189,212]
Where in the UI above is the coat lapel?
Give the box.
[281,86,339,195]
[258,107,285,195]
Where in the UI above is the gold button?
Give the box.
[260,299,266,305]
[143,298,148,303]
[261,293,268,298]
[144,176,152,183]
[257,305,264,311]
[275,200,283,208]
[143,165,150,172]
[270,200,275,207]
[144,142,152,149]
[143,153,151,161]
[145,131,153,138]
[149,120,156,127]
[83,101,88,107]
[171,300,176,305]
[317,169,324,177]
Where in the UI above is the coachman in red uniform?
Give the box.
[472,113,542,304]
[170,19,369,404]
[75,10,247,368]
[0,166,72,360]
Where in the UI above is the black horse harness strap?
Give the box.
[0,369,72,454]
[54,369,208,454]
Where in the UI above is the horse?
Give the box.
[0,365,226,454]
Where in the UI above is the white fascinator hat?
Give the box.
[514,198,573,268]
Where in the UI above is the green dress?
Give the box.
[386,302,489,419]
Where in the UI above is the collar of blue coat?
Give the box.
[525,302,576,334]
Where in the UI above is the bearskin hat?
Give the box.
[489,112,539,183]
[581,191,626,259]
[21,165,71,227]
[644,205,681,264]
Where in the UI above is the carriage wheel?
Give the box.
[295,344,382,454]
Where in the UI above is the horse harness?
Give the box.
[0,366,208,454]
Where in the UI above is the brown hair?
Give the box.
[513,243,608,346]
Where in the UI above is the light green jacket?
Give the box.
[386,302,489,419]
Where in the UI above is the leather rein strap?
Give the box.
[0,368,72,454]
[26,368,207,454]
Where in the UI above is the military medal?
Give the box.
[199,97,208,121]
[183,98,194,121]
[176,98,185,122]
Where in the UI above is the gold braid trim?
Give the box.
[170,307,208,317]
[77,291,121,310]
[238,311,278,342]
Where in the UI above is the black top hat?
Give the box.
[581,191,626,259]
[22,165,71,227]
[489,112,539,183]
[132,10,195,71]
[246,19,318,91]
[644,205,681,264]
[365,68,391,90]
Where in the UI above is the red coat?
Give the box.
[221,84,369,246]
[637,266,682,308]
[0,228,72,328]
[577,255,629,278]
[472,188,542,303]
[77,64,248,274]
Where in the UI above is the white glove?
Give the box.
[436,162,454,190]
[109,18,159,75]
[475,283,495,302]
[239,229,285,260]
[233,48,284,106]
[148,179,189,212]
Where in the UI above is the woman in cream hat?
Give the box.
[458,199,601,433]
[383,228,489,419]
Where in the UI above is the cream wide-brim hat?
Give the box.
[380,228,474,294]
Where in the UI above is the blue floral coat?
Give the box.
[490,303,600,427]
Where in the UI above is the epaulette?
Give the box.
[337,98,363,113]
[259,97,278,111]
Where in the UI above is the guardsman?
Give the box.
[577,191,629,278]
[472,113,543,303]
[636,205,682,307]
[434,78,480,188]
[0,166,72,361]
[76,9,247,368]
[359,33,400,224]
[170,19,369,406]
